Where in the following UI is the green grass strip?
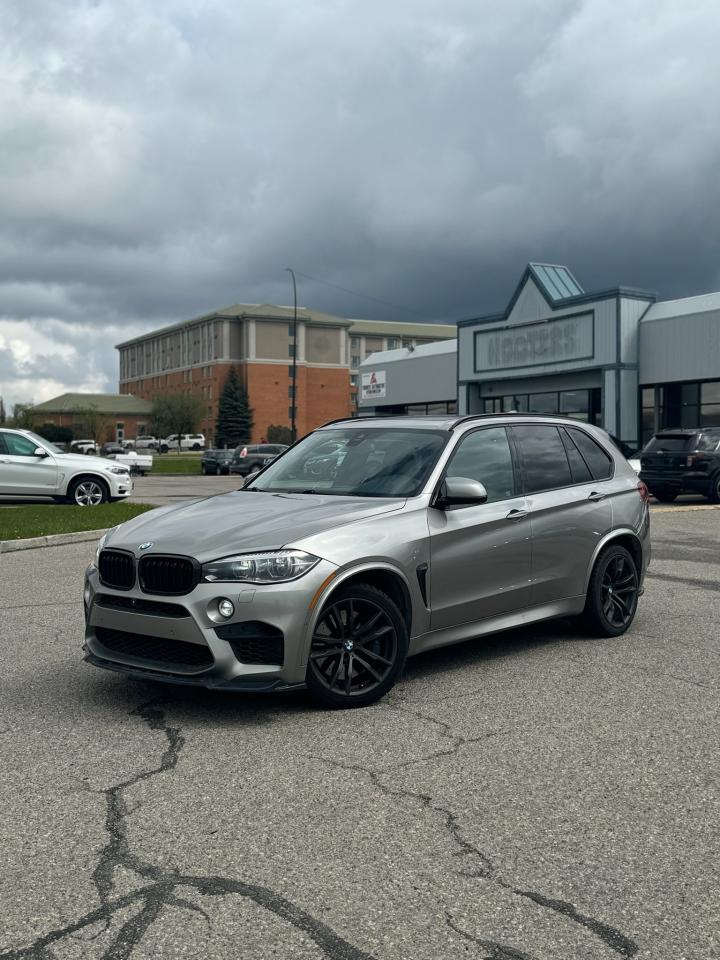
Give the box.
[0,502,156,541]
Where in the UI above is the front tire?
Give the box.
[67,477,109,506]
[582,545,639,637]
[306,584,408,708]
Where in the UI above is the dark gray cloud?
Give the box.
[1,0,719,407]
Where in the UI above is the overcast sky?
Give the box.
[2,0,719,409]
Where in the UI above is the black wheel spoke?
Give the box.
[355,624,394,647]
[355,646,393,667]
[353,653,384,682]
[328,655,344,690]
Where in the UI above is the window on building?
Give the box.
[288,385,295,398]
[351,337,360,349]
[351,354,361,368]
[387,338,398,350]
[289,343,295,357]
[528,392,559,415]
[288,406,295,421]
[288,365,294,376]
[512,425,572,492]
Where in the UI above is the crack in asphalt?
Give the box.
[446,912,539,960]
[310,704,639,959]
[0,699,377,960]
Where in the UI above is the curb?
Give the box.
[0,528,109,554]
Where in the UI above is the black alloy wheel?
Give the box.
[583,545,640,637]
[306,584,408,708]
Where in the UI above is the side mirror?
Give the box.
[436,476,488,509]
[34,447,48,458]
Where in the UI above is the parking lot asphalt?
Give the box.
[1,510,719,960]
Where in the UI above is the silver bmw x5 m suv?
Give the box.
[83,415,650,708]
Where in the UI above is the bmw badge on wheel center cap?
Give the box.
[139,542,154,551]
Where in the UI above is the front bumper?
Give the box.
[106,473,133,498]
[82,558,337,690]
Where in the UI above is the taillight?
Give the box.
[637,481,650,503]
[240,447,247,458]
[686,453,705,467]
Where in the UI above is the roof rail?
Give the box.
[449,412,588,431]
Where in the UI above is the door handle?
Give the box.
[506,508,528,520]
[588,491,606,502]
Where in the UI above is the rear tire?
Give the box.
[582,545,639,637]
[651,489,677,503]
[708,474,720,504]
[306,584,408,708]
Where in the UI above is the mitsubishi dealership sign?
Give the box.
[474,313,594,371]
[361,369,386,400]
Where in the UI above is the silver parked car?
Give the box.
[83,415,650,707]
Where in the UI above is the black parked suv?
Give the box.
[640,428,720,502]
[228,444,288,477]
[201,448,235,475]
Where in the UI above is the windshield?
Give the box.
[24,431,64,454]
[246,427,448,497]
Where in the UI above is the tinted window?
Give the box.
[644,434,693,453]
[513,425,572,493]
[446,428,514,502]
[0,433,8,455]
[560,429,592,483]
[566,428,613,480]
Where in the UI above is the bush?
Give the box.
[36,423,74,444]
[267,424,292,445]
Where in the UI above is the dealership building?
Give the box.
[359,262,720,448]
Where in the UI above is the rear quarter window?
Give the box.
[566,428,613,481]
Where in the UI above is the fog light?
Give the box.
[218,598,235,619]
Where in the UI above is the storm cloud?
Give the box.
[1,0,719,407]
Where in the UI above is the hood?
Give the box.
[57,452,127,471]
[105,491,405,562]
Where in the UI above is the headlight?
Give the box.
[95,526,118,563]
[106,466,129,475]
[202,550,320,584]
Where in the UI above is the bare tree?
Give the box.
[76,405,113,450]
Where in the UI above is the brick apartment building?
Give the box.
[116,304,456,443]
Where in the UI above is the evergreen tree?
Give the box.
[215,367,253,447]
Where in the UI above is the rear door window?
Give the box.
[566,427,613,481]
[512,425,572,493]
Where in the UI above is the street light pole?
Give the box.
[285,267,298,442]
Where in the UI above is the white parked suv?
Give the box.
[70,439,100,455]
[132,435,159,450]
[0,429,133,506]
[159,433,205,452]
